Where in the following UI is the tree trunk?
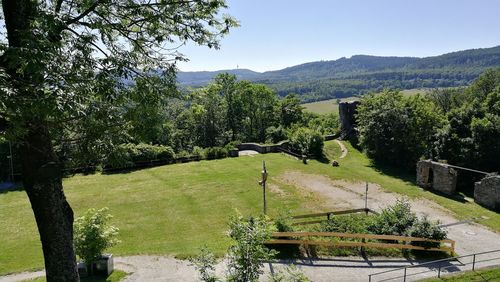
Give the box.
[2,0,79,280]
[21,122,79,282]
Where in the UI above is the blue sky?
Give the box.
[176,0,500,72]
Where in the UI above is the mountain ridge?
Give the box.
[177,45,500,102]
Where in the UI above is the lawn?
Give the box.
[1,141,499,275]
[421,266,500,281]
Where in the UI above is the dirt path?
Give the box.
[335,140,348,159]
[278,171,500,256]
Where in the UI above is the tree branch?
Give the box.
[65,0,101,26]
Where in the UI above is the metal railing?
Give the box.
[368,249,500,282]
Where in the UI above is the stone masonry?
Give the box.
[416,160,457,195]
[474,175,500,211]
[339,101,360,140]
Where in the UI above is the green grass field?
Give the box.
[2,141,499,275]
[421,267,500,281]
[302,97,358,114]
[302,88,433,114]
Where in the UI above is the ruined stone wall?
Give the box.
[339,101,360,140]
[416,160,457,195]
[474,175,500,211]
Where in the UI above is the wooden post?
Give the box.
[259,161,268,215]
[365,182,369,215]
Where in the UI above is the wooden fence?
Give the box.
[266,231,455,254]
[291,208,378,226]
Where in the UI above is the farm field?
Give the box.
[1,141,500,276]
[302,88,434,114]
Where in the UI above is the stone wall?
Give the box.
[474,175,500,211]
[339,101,360,140]
[416,160,457,195]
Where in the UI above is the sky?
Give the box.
[176,0,500,72]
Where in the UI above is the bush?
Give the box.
[320,214,371,234]
[74,208,120,266]
[192,146,204,158]
[274,211,294,232]
[105,143,175,168]
[288,127,324,157]
[190,247,220,282]
[410,215,447,248]
[266,126,287,144]
[226,214,276,282]
[368,198,417,236]
[204,146,228,160]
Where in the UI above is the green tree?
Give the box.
[279,94,304,127]
[356,91,444,168]
[0,1,236,280]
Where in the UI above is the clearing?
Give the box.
[1,140,500,278]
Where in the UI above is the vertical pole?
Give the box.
[365,182,369,214]
[262,161,268,215]
[8,141,14,182]
[368,274,371,282]
[472,254,476,271]
[438,263,441,278]
[403,268,407,282]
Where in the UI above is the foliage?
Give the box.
[226,214,276,282]
[368,198,417,236]
[268,265,310,282]
[274,211,294,232]
[357,90,444,168]
[409,215,447,248]
[306,113,340,135]
[74,208,120,266]
[204,146,228,160]
[105,143,175,168]
[288,127,324,157]
[320,214,371,234]
[265,126,287,144]
[279,94,304,127]
[434,68,500,173]
[190,247,220,282]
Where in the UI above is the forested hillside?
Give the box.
[178,46,500,102]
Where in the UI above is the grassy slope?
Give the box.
[302,89,432,114]
[421,267,500,281]
[1,141,499,275]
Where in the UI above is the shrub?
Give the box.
[204,146,228,160]
[410,215,447,248]
[274,211,294,232]
[105,144,135,168]
[368,198,417,236]
[190,247,220,282]
[266,126,287,144]
[192,146,204,158]
[74,208,120,266]
[226,214,276,282]
[105,143,175,168]
[288,127,324,157]
[320,214,371,234]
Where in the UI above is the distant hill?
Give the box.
[177,46,500,102]
[177,69,260,86]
